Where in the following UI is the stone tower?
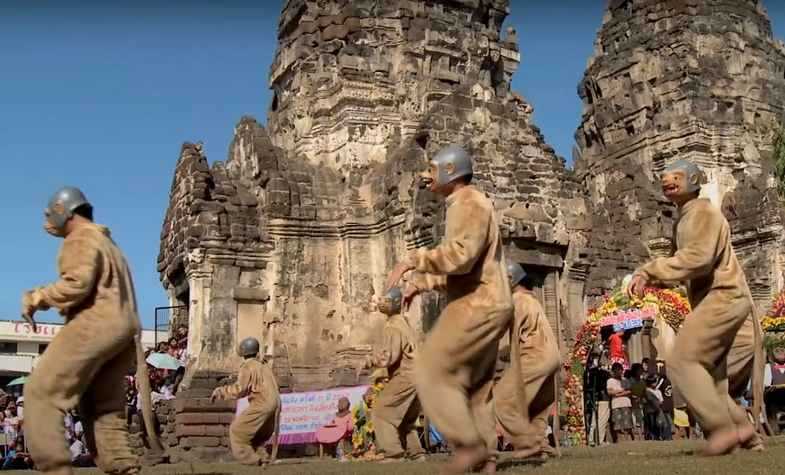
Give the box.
[575,0,785,304]
[158,0,582,397]
[267,0,517,173]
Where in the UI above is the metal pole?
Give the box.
[552,271,563,456]
[153,305,187,347]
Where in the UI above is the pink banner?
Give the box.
[599,307,655,328]
[236,385,369,446]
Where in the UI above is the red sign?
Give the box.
[14,322,60,337]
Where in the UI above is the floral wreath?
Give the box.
[350,380,385,455]
[762,289,785,333]
[561,280,690,446]
[762,290,785,356]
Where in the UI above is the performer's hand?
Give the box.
[21,291,38,332]
[627,274,647,299]
[209,388,219,403]
[385,262,412,291]
[402,284,419,310]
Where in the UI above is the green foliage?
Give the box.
[612,291,630,307]
[774,122,785,199]
[764,333,785,353]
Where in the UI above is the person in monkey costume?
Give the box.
[494,260,561,460]
[365,287,426,463]
[21,186,153,475]
[725,314,766,449]
[387,144,514,474]
[211,337,281,465]
[628,160,765,455]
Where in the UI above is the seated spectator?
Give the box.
[427,421,446,453]
[176,325,188,347]
[177,328,190,363]
[316,397,354,461]
[68,433,94,467]
[73,413,84,440]
[167,338,180,358]
[2,440,33,470]
[171,367,186,395]
[149,378,176,407]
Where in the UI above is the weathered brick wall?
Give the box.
[268,0,518,172]
[168,372,235,463]
[157,0,583,386]
[130,373,236,463]
[575,0,785,303]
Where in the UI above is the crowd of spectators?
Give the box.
[126,325,188,426]
[0,395,33,470]
[585,341,686,445]
[0,325,191,470]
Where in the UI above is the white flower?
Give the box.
[621,274,633,294]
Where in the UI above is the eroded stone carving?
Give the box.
[575,0,785,307]
[158,0,580,395]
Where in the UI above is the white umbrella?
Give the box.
[145,352,183,370]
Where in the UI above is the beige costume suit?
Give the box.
[635,198,755,435]
[24,223,141,475]
[495,290,561,452]
[371,313,425,459]
[213,358,280,465]
[405,185,514,453]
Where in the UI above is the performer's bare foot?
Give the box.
[540,444,557,457]
[509,446,542,460]
[736,423,756,446]
[702,427,741,456]
[742,438,765,452]
[478,459,496,474]
[740,426,765,451]
[439,445,488,475]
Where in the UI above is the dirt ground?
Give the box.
[9,437,785,475]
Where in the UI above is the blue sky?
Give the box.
[0,1,783,328]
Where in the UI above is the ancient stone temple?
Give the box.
[575,0,785,307]
[153,0,785,460]
[158,0,582,395]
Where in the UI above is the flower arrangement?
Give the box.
[351,381,385,457]
[560,282,691,445]
[765,333,785,353]
[762,316,785,333]
[763,290,785,333]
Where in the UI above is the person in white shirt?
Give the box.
[15,397,23,420]
[69,437,85,462]
[607,362,634,442]
[73,418,84,439]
